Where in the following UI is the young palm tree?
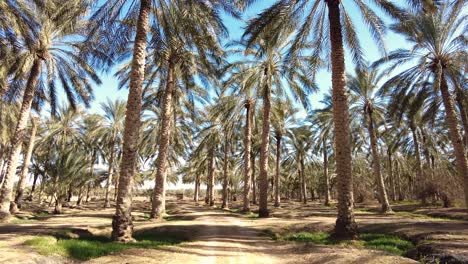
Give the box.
[348,66,392,213]
[375,3,468,207]
[0,1,101,220]
[243,0,405,238]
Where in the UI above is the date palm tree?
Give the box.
[95,99,126,208]
[227,33,316,217]
[309,95,334,206]
[146,2,228,219]
[348,65,392,213]
[375,3,468,207]
[89,0,153,242]
[287,126,313,204]
[0,1,101,220]
[271,99,297,207]
[91,0,250,240]
[222,65,258,212]
[243,0,405,238]
[13,116,38,210]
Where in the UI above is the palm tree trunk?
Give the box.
[387,150,396,202]
[326,0,357,239]
[259,82,271,218]
[205,180,210,204]
[113,153,122,201]
[208,147,215,206]
[112,0,150,242]
[439,71,468,209]
[242,101,252,212]
[455,88,468,148]
[66,185,73,204]
[0,149,5,186]
[77,185,84,206]
[14,118,38,210]
[221,140,229,209]
[27,172,39,201]
[85,182,91,203]
[150,61,176,219]
[0,58,41,220]
[252,153,257,205]
[104,141,116,208]
[300,156,307,204]
[395,161,403,201]
[194,175,199,202]
[323,139,331,206]
[410,124,423,201]
[367,112,392,213]
[54,195,63,214]
[274,134,281,207]
[85,150,96,204]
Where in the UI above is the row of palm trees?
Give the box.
[0,0,466,243]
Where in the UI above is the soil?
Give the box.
[0,198,466,264]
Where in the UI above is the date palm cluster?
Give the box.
[0,0,466,242]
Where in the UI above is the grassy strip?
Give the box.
[244,212,259,219]
[24,234,181,260]
[276,232,414,256]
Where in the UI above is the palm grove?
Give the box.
[0,0,466,242]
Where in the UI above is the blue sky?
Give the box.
[86,0,411,115]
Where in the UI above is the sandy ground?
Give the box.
[0,199,466,264]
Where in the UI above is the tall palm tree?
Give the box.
[387,88,433,200]
[310,96,334,206]
[13,116,38,210]
[37,106,85,213]
[287,126,313,204]
[89,0,152,241]
[208,95,239,209]
[145,2,229,219]
[222,66,257,212]
[243,0,405,238]
[227,34,316,217]
[375,3,468,207]
[96,99,126,208]
[271,99,297,207]
[0,1,101,220]
[348,66,392,213]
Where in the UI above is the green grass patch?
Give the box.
[277,232,414,256]
[10,218,37,224]
[244,212,259,219]
[360,233,414,255]
[32,212,51,220]
[24,233,181,260]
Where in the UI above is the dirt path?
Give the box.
[2,200,464,263]
[86,208,417,264]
